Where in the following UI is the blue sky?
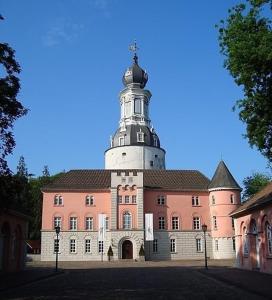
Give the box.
[1,0,269,186]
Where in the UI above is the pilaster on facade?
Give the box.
[137,187,144,229]
[110,188,118,230]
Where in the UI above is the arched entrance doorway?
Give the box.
[122,240,133,259]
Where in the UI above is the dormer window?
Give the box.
[137,132,144,142]
[153,136,158,147]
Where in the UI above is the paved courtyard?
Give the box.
[1,260,271,299]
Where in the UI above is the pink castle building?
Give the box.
[231,182,272,274]
[41,50,241,261]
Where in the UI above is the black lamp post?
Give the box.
[202,224,208,270]
[55,226,60,272]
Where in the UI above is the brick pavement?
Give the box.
[0,259,271,299]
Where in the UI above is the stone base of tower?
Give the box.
[211,237,236,259]
[105,145,165,170]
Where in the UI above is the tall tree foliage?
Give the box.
[242,171,271,200]
[0,18,28,174]
[217,0,272,163]
[17,155,28,177]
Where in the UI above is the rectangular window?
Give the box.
[137,132,144,142]
[157,195,165,205]
[232,238,236,251]
[85,217,93,230]
[232,217,235,229]
[119,137,125,146]
[192,196,199,206]
[54,217,61,229]
[70,239,76,253]
[230,194,234,204]
[193,217,200,230]
[159,217,165,230]
[213,216,217,230]
[121,177,126,183]
[134,98,142,114]
[172,217,179,230]
[105,217,109,230]
[54,239,59,253]
[170,239,176,253]
[128,177,133,183]
[211,195,215,205]
[150,161,154,167]
[54,195,63,206]
[125,195,130,203]
[70,217,77,230]
[215,240,219,251]
[98,241,104,253]
[196,239,202,252]
[132,195,137,203]
[118,196,122,203]
[85,239,91,253]
[153,239,158,253]
[86,195,94,206]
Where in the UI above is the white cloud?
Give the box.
[42,18,85,47]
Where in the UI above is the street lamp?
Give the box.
[55,226,60,272]
[202,224,208,270]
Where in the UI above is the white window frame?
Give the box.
[172,216,179,230]
[192,196,199,206]
[213,216,217,230]
[119,136,125,146]
[266,223,272,255]
[70,239,76,253]
[98,241,104,253]
[153,239,158,253]
[85,217,93,230]
[70,217,77,230]
[134,98,142,114]
[54,239,60,254]
[159,216,165,230]
[215,239,219,251]
[85,239,91,253]
[54,216,61,229]
[170,239,176,253]
[137,132,144,142]
[196,238,202,252]
[54,195,63,206]
[193,217,201,230]
[125,195,130,204]
[157,195,165,205]
[86,195,94,206]
[123,212,132,229]
[132,195,137,203]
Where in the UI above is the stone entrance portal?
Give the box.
[122,240,133,259]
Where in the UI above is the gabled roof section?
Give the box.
[143,170,210,191]
[42,170,112,191]
[231,181,272,217]
[209,161,241,190]
[42,169,210,192]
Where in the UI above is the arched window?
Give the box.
[243,227,248,255]
[266,222,272,256]
[123,212,132,229]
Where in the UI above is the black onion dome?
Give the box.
[111,124,160,148]
[122,54,148,89]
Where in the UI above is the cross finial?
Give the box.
[129,40,139,64]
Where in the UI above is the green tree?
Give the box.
[242,171,271,200]
[17,155,28,177]
[217,0,272,163]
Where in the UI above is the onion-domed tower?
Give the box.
[105,45,166,169]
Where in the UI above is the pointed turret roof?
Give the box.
[209,161,241,190]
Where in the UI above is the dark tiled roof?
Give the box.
[42,170,112,191]
[43,169,210,191]
[231,181,272,217]
[143,170,210,191]
[209,161,241,190]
